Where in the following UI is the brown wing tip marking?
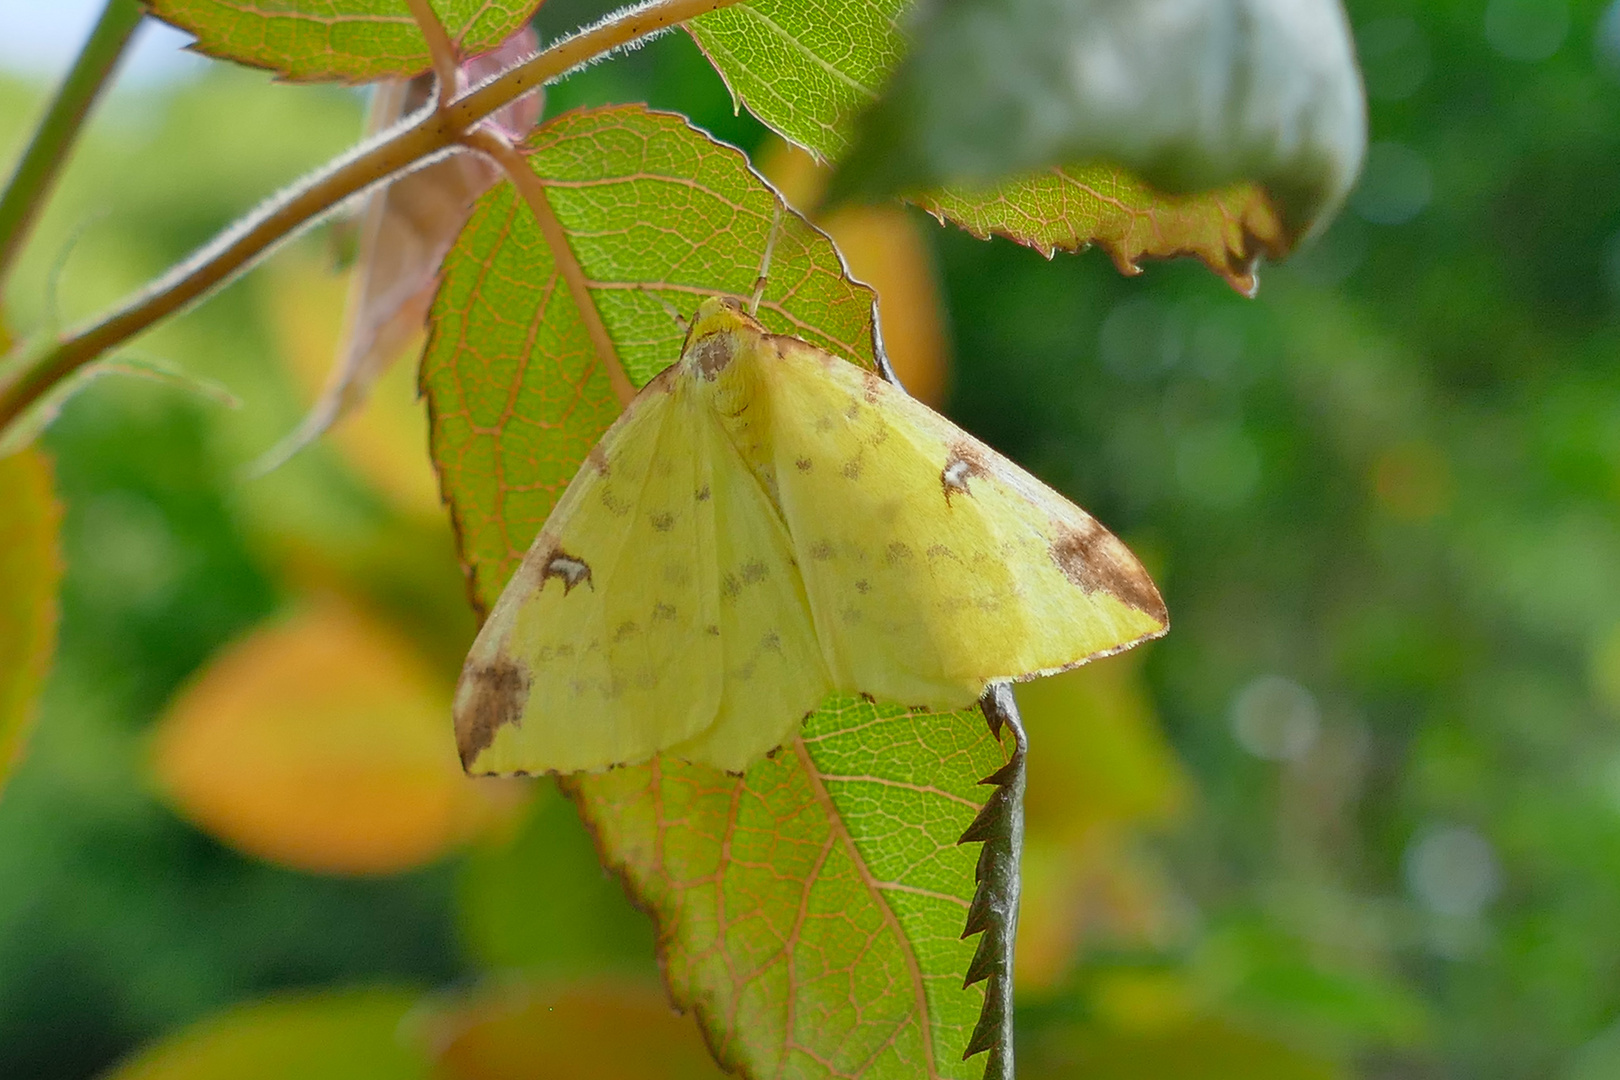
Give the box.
[942,442,991,505]
[456,656,531,770]
[1049,520,1168,625]
[586,443,610,475]
[541,548,593,594]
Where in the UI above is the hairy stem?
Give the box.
[403,0,462,109]
[0,0,144,298]
[466,129,637,406]
[0,0,738,430]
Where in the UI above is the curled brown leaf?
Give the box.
[253,28,541,475]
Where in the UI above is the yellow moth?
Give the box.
[455,297,1167,775]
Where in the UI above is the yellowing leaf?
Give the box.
[146,0,543,83]
[0,447,61,790]
[428,981,729,1080]
[151,598,520,875]
[922,168,1286,297]
[759,140,951,406]
[103,987,428,1080]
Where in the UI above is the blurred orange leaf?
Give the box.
[427,981,729,1080]
[151,598,520,875]
[759,140,951,406]
[103,987,428,1080]
[0,447,61,790]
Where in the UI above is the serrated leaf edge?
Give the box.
[954,684,1022,1080]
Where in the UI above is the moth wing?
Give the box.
[662,410,831,773]
[455,372,724,774]
[762,338,1167,709]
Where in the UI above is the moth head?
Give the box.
[681,296,767,380]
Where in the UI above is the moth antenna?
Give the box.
[750,203,783,316]
[640,285,689,333]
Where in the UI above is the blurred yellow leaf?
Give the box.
[427,981,728,1080]
[151,598,520,875]
[102,986,428,1080]
[758,140,951,406]
[0,446,61,790]
[262,250,443,519]
[1016,655,1187,839]
[1089,968,1200,1034]
[1013,656,1191,989]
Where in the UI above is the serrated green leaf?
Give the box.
[423,103,1015,1078]
[569,697,1005,1079]
[920,167,1287,296]
[687,0,907,161]
[147,0,543,82]
[685,0,1297,292]
[0,447,60,793]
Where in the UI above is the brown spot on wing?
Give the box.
[541,548,593,594]
[1049,521,1167,623]
[456,657,531,770]
[586,443,610,476]
[941,441,991,505]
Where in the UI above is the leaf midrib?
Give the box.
[792,737,941,1080]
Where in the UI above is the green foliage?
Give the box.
[688,0,905,158]
[146,0,543,81]
[574,698,1004,1079]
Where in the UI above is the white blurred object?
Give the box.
[1404,823,1503,919]
[1230,674,1321,761]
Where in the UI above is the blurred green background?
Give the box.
[5,0,1620,1077]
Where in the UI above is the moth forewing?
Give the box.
[453,296,1167,777]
